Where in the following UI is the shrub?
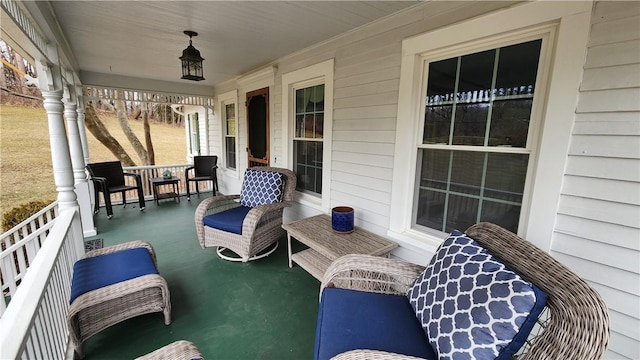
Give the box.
[2,199,56,233]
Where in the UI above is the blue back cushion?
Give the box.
[315,287,437,360]
[202,206,252,235]
[407,230,547,360]
[70,247,158,304]
[239,169,284,207]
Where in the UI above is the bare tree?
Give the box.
[142,110,155,165]
[84,101,137,166]
[114,100,149,164]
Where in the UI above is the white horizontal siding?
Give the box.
[555,214,639,251]
[553,1,640,358]
[217,1,638,356]
[573,112,640,136]
[564,155,640,182]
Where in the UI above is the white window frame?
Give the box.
[218,89,239,177]
[282,59,334,211]
[187,111,200,156]
[389,1,592,252]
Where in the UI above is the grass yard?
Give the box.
[0,104,186,217]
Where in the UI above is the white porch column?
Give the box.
[65,95,96,236]
[76,91,91,166]
[42,89,78,211]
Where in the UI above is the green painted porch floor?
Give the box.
[83,195,320,359]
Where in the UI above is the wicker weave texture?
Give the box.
[67,241,172,359]
[331,349,426,360]
[136,340,203,360]
[321,222,610,360]
[195,167,296,262]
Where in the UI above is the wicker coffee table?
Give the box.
[283,214,397,280]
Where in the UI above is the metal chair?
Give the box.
[86,161,145,219]
[185,155,219,200]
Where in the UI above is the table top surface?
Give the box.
[150,176,180,183]
[282,214,397,260]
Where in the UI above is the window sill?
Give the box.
[387,228,443,254]
[294,192,326,212]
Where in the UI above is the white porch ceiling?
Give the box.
[48,1,420,94]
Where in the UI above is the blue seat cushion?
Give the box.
[407,230,548,360]
[314,287,437,360]
[202,206,252,235]
[70,247,158,304]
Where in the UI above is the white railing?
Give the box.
[0,208,84,359]
[98,164,215,206]
[1,201,59,315]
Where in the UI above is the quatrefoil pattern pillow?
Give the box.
[407,230,547,360]
[240,169,284,207]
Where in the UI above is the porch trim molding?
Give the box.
[0,0,48,60]
[83,85,215,107]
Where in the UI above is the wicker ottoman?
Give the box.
[136,340,204,360]
[67,240,171,358]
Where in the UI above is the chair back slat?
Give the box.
[87,161,126,187]
[193,156,217,177]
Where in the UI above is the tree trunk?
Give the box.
[143,110,155,165]
[84,102,137,166]
[114,100,149,165]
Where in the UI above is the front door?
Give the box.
[246,87,269,167]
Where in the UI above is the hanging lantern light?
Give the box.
[180,30,205,81]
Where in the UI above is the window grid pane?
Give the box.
[295,84,324,139]
[416,39,541,234]
[293,83,325,195]
[423,39,541,148]
[294,140,323,195]
[224,103,236,169]
[225,137,236,169]
[416,149,527,233]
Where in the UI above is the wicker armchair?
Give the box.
[195,167,296,262]
[320,222,610,360]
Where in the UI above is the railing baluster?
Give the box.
[0,209,81,358]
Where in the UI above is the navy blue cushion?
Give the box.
[239,169,284,207]
[407,230,548,360]
[202,206,252,235]
[314,288,437,360]
[70,247,158,304]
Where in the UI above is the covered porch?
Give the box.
[78,199,320,359]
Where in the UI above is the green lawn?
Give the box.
[0,104,186,217]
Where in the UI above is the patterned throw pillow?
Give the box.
[407,230,547,360]
[239,169,284,207]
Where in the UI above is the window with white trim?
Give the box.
[416,39,542,234]
[218,90,238,172]
[188,112,200,156]
[282,59,334,210]
[224,102,237,170]
[294,83,324,195]
[391,2,591,251]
